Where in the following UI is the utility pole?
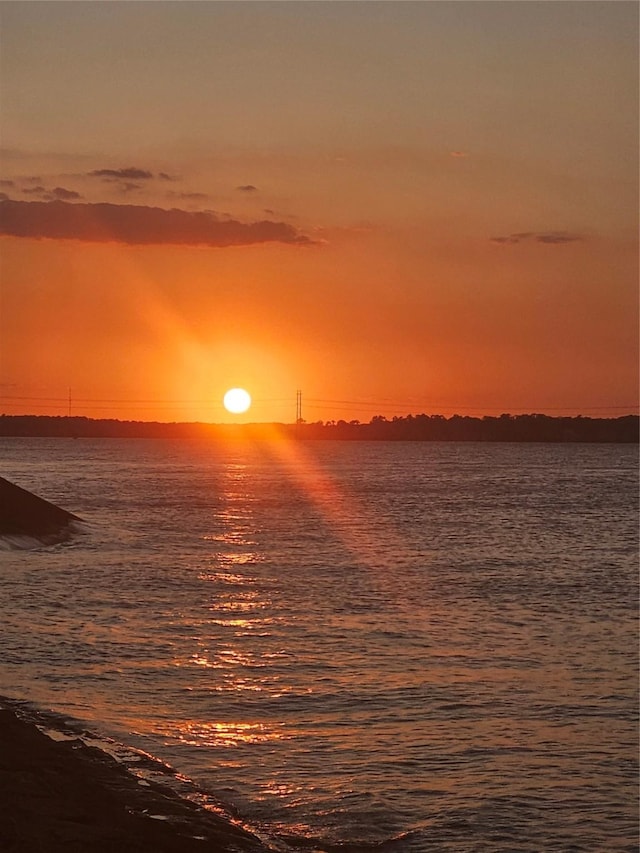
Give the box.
[296,389,303,424]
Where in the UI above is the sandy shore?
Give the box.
[0,706,271,852]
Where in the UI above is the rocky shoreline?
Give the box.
[0,705,271,852]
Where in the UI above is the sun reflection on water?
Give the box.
[166,456,296,761]
[173,720,286,748]
[207,618,256,629]
[197,571,253,584]
[213,594,270,613]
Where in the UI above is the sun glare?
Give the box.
[223,387,252,414]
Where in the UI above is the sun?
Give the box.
[223,387,252,414]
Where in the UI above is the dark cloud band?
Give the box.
[89,167,154,180]
[490,231,583,245]
[0,200,314,247]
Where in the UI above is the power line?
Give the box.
[0,395,293,405]
[0,393,637,415]
[304,401,638,413]
[304,398,638,411]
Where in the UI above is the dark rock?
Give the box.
[0,477,82,537]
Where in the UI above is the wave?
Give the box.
[279,829,424,852]
[0,519,88,551]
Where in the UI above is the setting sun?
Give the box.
[223,388,252,414]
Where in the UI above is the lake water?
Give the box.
[0,438,637,851]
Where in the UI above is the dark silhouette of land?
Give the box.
[0,476,82,539]
[0,413,637,442]
[0,707,269,852]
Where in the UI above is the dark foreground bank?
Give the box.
[0,707,271,852]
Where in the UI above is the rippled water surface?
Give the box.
[0,438,638,851]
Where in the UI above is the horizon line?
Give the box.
[1,411,638,426]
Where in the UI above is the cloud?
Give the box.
[490,230,583,246]
[449,151,469,158]
[0,179,15,187]
[237,184,258,192]
[88,167,154,180]
[170,191,209,201]
[534,232,582,244]
[20,185,83,201]
[0,199,315,248]
[48,186,82,200]
[0,192,9,202]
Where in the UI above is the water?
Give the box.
[0,438,637,851]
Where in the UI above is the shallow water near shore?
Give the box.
[0,438,638,851]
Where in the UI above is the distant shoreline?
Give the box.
[0,413,638,442]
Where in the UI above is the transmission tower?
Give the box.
[296,389,303,424]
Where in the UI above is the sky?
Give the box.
[0,0,637,424]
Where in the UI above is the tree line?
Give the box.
[0,413,637,442]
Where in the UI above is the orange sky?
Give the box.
[1,2,637,423]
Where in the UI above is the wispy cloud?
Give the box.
[0,199,316,248]
[237,184,258,192]
[490,230,583,246]
[170,191,210,202]
[534,232,583,245]
[449,151,469,158]
[20,185,82,201]
[48,186,82,200]
[88,167,154,180]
